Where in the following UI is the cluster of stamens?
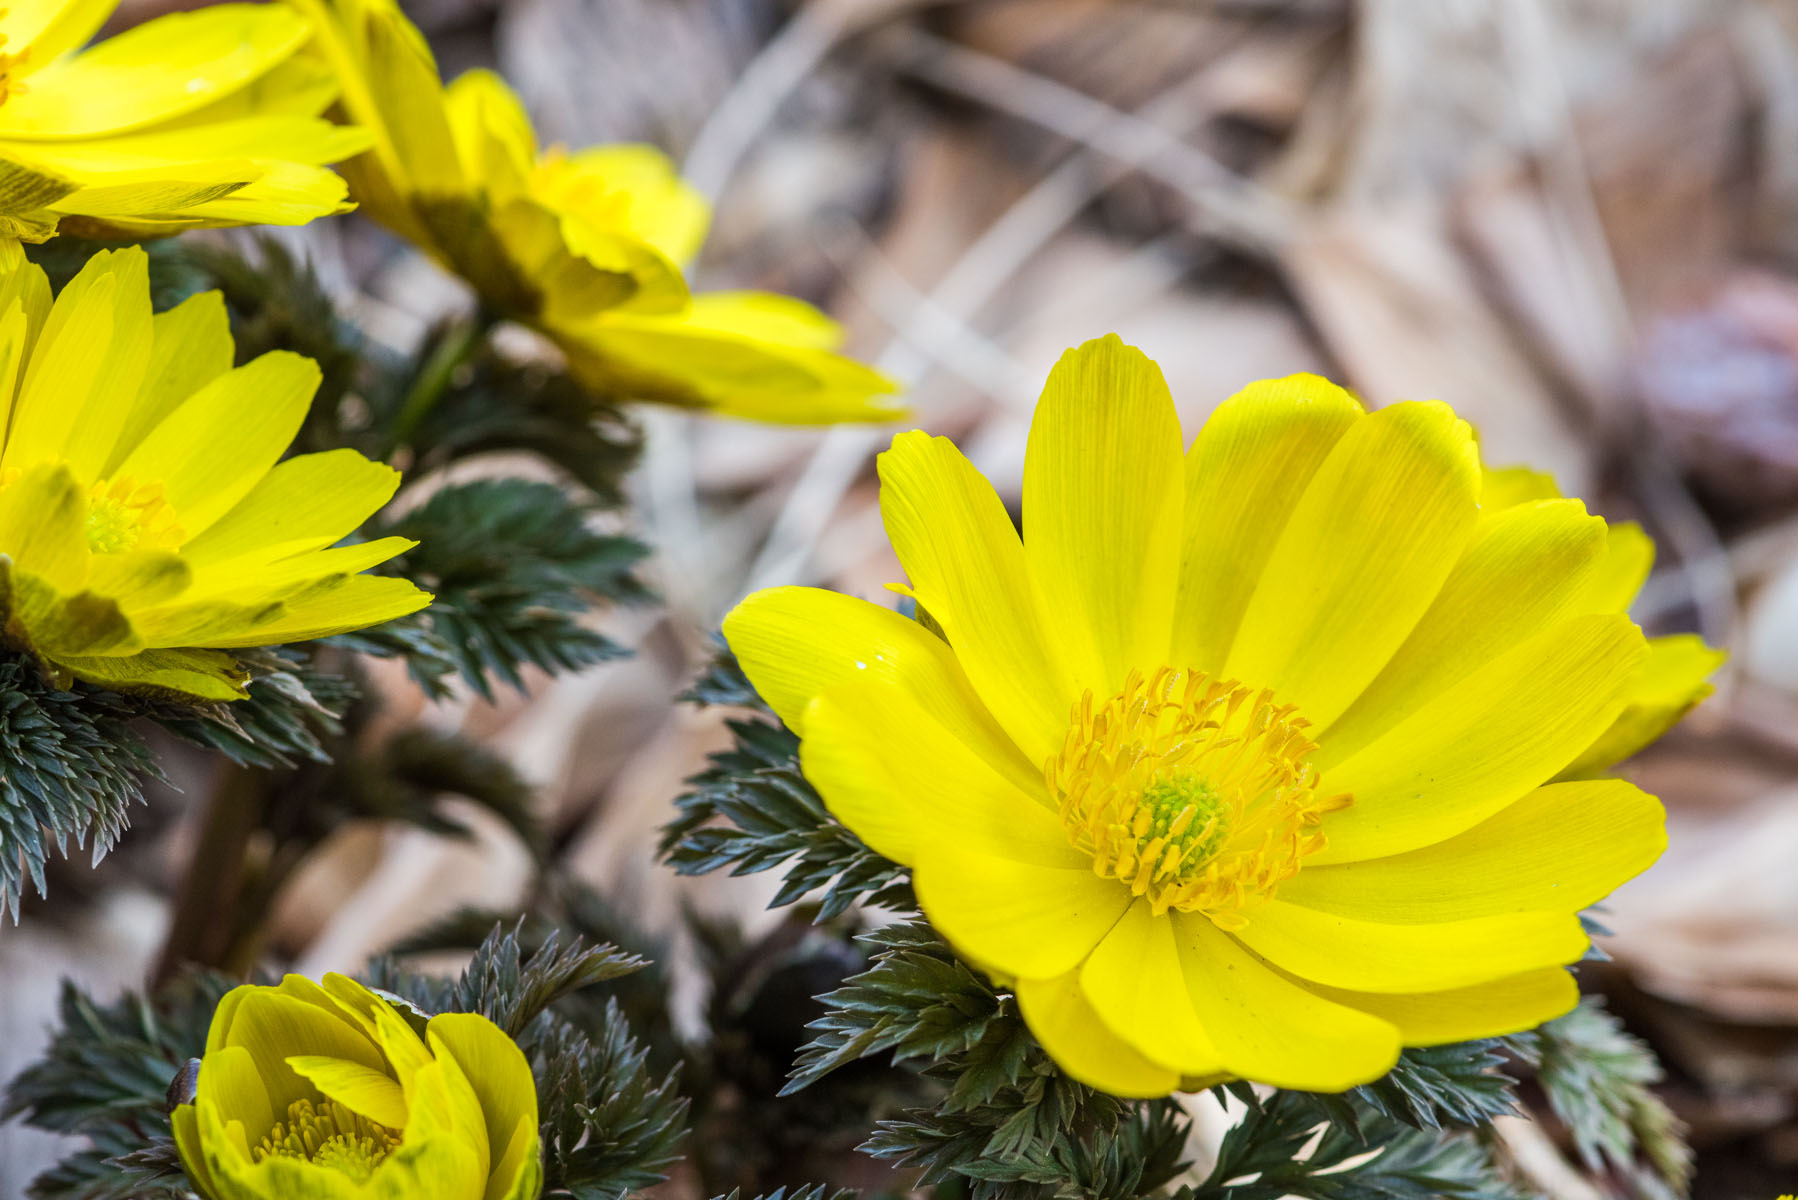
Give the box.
[252,1098,402,1183]
[1045,666,1349,926]
[83,476,185,554]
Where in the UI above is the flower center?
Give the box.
[252,1099,402,1184]
[1045,667,1350,927]
[83,477,184,555]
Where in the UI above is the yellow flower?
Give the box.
[724,335,1719,1096]
[0,243,429,700]
[0,0,371,241]
[172,974,542,1200]
[287,0,901,424]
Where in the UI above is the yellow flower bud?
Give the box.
[171,974,541,1200]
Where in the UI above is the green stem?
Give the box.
[385,313,491,458]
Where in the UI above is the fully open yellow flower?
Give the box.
[287,0,901,424]
[725,335,1720,1095]
[0,0,370,240]
[0,244,428,700]
[173,974,541,1200]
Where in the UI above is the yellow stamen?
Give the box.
[1045,666,1350,926]
[252,1098,402,1184]
[83,477,185,554]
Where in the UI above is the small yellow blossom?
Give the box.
[0,244,428,700]
[172,974,541,1200]
[287,0,901,424]
[725,335,1719,1095]
[0,0,371,240]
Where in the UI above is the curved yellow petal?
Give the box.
[1172,914,1402,1091]
[878,430,1070,764]
[285,1055,409,1129]
[1172,373,1361,676]
[1232,899,1588,993]
[201,574,430,647]
[1014,968,1179,1098]
[52,648,248,701]
[7,246,151,477]
[727,586,1039,791]
[1023,334,1184,702]
[192,1044,273,1148]
[534,142,710,266]
[443,69,536,201]
[0,461,87,589]
[114,350,320,536]
[1582,521,1654,615]
[1277,779,1665,922]
[0,5,309,139]
[1315,613,1646,863]
[1079,900,1224,1075]
[106,290,234,473]
[1560,634,1724,777]
[915,845,1130,980]
[1299,967,1579,1046]
[1224,400,1481,729]
[223,989,385,1116]
[1481,464,1562,510]
[0,0,114,73]
[1319,499,1608,759]
[181,449,402,568]
[803,677,1073,866]
[426,1012,540,1200]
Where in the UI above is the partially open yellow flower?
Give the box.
[0,244,428,700]
[725,335,1719,1096]
[287,0,901,424]
[0,0,371,240]
[172,974,541,1200]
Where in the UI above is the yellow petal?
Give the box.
[554,309,902,422]
[914,844,1130,980]
[181,449,402,568]
[878,430,1069,764]
[1172,373,1361,676]
[1277,779,1665,922]
[677,290,842,349]
[189,538,414,601]
[724,585,1038,793]
[86,549,191,608]
[443,69,535,200]
[1232,899,1588,993]
[106,290,234,473]
[170,1102,220,1200]
[114,350,319,536]
[1319,499,1608,759]
[224,989,384,1116]
[0,462,87,589]
[1315,613,1646,863]
[1224,400,1481,729]
[427,1013,540,1200]
[285,1055,408,1128]
[533,142,711,265]
[1024,335,1184,701]
[1582,520,1654,615]
[202,574,429,647]
[192,1044,274,1148]
[1480,465,1561,510]
[1014,968,1179,1098]
[1079,900,1223,1075]
[1560,633,1725,777]
[1300,967,1579,1046]
[803,678,1071,868]
[0,5,309,139]
[0,0,115,73]
[7,246,152,479]
[1172,914,1402,1091]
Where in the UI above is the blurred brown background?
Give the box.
[8,1,1798,1196]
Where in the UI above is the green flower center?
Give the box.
[253,1099,402,1184]
[1133,775,1230,867]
